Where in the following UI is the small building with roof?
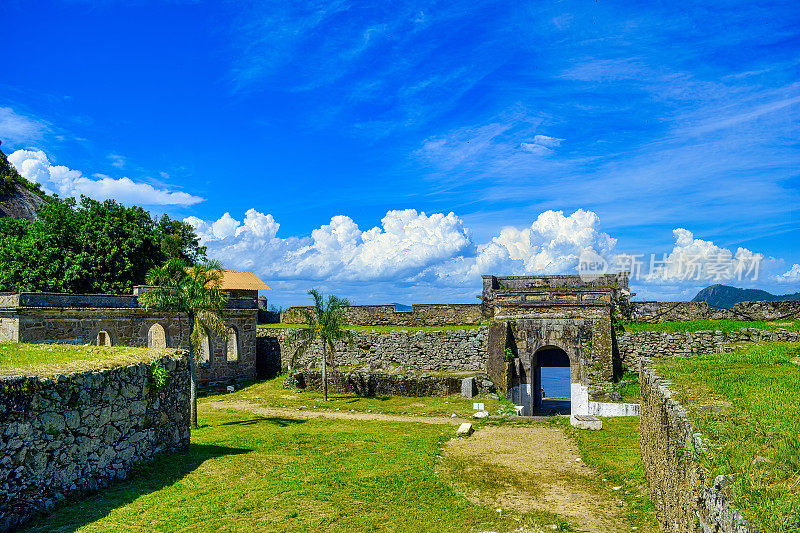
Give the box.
[0,270,271,388]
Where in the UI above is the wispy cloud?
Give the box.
[0,107,48,145]
[108,153,126,169]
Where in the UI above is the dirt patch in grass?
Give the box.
[202,399,473,426]
[441,425,627,532]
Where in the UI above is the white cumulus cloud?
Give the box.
[186,209,470,282]
[422,209,616,285]
[642,228,765,283]
[191,208,617,289]
[7,149,203,206]
[183,207,792,303]
[774,264,800,283]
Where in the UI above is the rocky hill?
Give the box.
[0,147,48,220]
[692,284,800,308]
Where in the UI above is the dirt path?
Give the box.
[442,425,626,533]
[200,399,473,425]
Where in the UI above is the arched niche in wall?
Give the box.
[147,323,167,348]
[198,329,211,364]
[226,326,239,363]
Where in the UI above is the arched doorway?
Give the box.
[147,323,166,348]
[96,330,112,346]
[532,346,571,415]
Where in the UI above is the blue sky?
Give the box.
[1,0,798,306]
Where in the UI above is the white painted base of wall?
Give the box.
[588,401,640,416]
[509,383,640,417]
[571,383,639,416]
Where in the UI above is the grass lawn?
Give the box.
[203,375,503,419]
[26,409,560,532]
[621,319,800,333]
[21,372,656,532]
[0,342,177,377]
[655,342,800,531]
[257,323,486,333]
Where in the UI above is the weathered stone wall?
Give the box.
[0,354,190,532]
[257,327,487,372]
[617,328,799,370]
[12,308,257,387]
[486,322,513,395]
[628,300,800,322]
[284,369,494,397]
[281,303,484,326]
[640,362,753,532]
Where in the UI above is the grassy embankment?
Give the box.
[656,342,800,531]
[621,319,800,333]
[0,342,177,377]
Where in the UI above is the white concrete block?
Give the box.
[456,422,474,437]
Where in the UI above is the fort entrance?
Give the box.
[484,273,635,417]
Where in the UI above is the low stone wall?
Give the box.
[628,300,800,323]
[640,362,753,532]
[281,303,484,326]
[257,327,488,372]
[285,369,494,397]
[0,354,190,532]
[617,328,799,370]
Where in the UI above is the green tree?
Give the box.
[0,195,206,293]
[138,258,228,428]
[289,289,352,401]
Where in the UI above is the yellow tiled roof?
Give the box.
[218,270,271,291]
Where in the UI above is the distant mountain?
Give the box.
[0,146,48,220]
[391,302,412,312]
[692,284,800,308]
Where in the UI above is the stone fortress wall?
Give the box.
[617,328,800,371]
[627,299,800,322]
[281,303,485,326]
[258,327,487,373]
[0,292,258,388]
[640,361,754,532]
[0,354,190,532]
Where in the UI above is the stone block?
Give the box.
[570,414,602,430]
[461,377,478,398]
[456,423,474,437]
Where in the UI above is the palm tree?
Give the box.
[138,258,228,428]
[289,289,352,401]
